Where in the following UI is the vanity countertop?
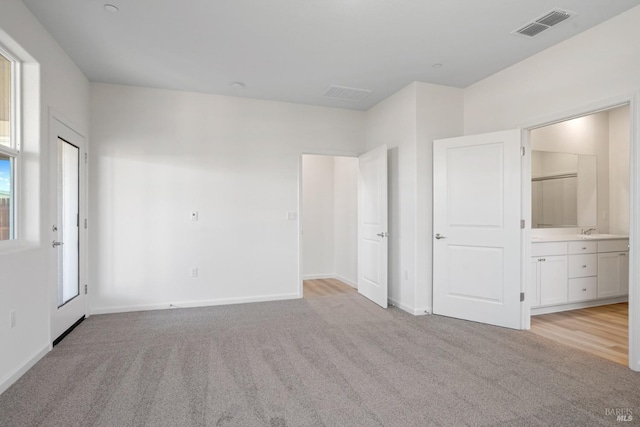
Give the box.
[531,234,629,242]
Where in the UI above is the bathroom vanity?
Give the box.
[530,234,629,315]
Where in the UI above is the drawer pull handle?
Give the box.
[582,247,587,250]
[582,288,587,291]
[582,265,587,268]
[620,253,626,256]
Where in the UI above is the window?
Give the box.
[0,48,17,241]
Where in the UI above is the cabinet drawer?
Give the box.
[568,254,597,278]
[598,239,629,253]
[568,277,597,302]
[568,241,597,254]
[531,242,567,257]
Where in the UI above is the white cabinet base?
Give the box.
[531,295,628,316]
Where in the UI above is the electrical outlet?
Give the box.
[10,310,16,329]
[191,267,198,278]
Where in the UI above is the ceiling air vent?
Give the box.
[323,85,373,102]
[513,8,575,38]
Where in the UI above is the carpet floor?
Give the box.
[1,292,639,426]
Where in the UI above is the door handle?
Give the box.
[376,232,388,238]
[435,233,446,239]
[52,240,64,248]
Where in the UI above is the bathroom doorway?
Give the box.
[527,104,631,365]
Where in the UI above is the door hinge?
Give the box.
[520,292,525,302]
[520,146,525,156]
[84,284,88,295]
[520,219,525,229]
[84,153,88,164]
[84,218,88,229]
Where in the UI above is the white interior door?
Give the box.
[50,117,87,343]
[358,145,388,308]
[433,130,523,329]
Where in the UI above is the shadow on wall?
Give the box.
[388,146,400,302]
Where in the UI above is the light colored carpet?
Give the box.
[1,292,639,426]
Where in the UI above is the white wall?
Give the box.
[301,155,358,285]
[333,156,358,286]
[464,6,640,134]
[610,105,631,235]
[365,84,417,311]
[0,0,89,393]
[302,155,335,278]
[415,82,464,313]
[89,83,364,313]
[364,82,463,314]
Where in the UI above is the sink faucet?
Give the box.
[581,228,597,235]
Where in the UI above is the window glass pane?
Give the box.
[0,53,10,148]
[0,154,12,240]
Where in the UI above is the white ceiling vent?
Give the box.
[513,9,575,38]
[323,85,373,102]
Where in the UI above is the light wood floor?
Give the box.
[303,278,357,299]
[530,303,628,365]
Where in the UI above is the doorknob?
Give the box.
[435,233,446,239]
[52,240,64,248]
[376,232,388,238]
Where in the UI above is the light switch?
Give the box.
[191,211,199,221]
[287,212,297,220]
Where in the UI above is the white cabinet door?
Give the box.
[598,252,629,298]
[539,255,568,306]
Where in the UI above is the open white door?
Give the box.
[358,145,388,308]
[50,117,87,343]
[433,130,523,329]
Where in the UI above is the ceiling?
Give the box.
[21,0,640,110]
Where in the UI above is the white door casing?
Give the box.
[433,130,523,329]
[50,116,87,342]
[358,145,388,308]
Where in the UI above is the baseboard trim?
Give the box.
[531,296,628,316]
[90,293,301,315]
[413,307,432,316]
[0,344,49,395]
[388,298,413,315]
[334,274,357,288]
[303,274,334,280]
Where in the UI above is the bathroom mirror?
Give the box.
[531,151,597,228]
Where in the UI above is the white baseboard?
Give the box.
[303,274,334,280]
[0,344,50,395]
[334,274,357,288]
[90,293,300,315]
[413,307,432,316]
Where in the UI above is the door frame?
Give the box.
[519,92,639,371]
[48,109,89,346]
[298,150,360,298]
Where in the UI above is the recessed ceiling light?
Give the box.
[104,4,119,13]
[230,82,246,89]
[432,63,443,69]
